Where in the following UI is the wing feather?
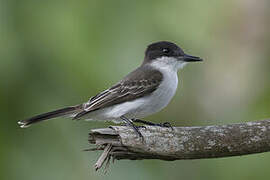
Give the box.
[73,66,163,119]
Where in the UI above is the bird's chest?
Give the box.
[132,70,178,118]
[150,71,178,109]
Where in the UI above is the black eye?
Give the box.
[162,48,170,53]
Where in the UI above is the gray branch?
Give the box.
[87,119,270,171]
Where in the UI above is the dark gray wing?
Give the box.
[73,65,163,119]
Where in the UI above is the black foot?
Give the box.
[158,122,174,130]
[122,123,146,129]
[132,119,173,130]
[132,119,157,126]
[137,125,147,129]
[121,116,144,140]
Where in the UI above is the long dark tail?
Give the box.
[18,104,83,128]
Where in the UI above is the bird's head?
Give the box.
[143,41,203,70]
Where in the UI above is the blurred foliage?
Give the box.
[1,0,270,179]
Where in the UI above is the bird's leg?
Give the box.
[131,119,157,126]
[120,116,144,140]
[160,122,174,130]
[132,118,173,130]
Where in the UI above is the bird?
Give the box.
[18,41,203,138]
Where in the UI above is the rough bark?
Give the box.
[87,119,270,170]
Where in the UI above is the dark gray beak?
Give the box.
[181,54,203,62]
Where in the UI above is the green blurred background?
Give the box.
[1,0,270,179]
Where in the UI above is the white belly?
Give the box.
[84,65,179,123]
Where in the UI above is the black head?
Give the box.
[143,41,202,64]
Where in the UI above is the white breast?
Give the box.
[137,58,179,116]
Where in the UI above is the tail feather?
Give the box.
[18,104,83,128]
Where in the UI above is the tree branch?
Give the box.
[87,119,270,171]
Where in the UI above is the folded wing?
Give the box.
[73,66,163,119]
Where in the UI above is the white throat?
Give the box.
[149,56,187,72]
